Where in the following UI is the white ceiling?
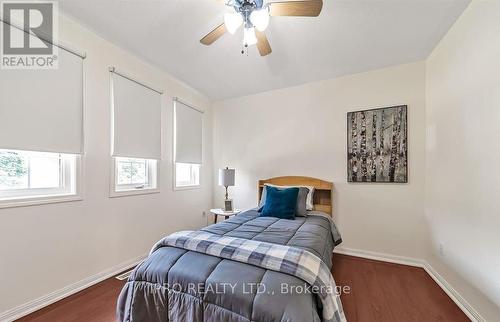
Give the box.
[59,0,470,100]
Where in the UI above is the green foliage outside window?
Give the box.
[0,151,28,186]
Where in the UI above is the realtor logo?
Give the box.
[1,1,58,69]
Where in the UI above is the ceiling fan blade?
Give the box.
[269,0,323,17]
[200,23,227,45]
[256,31,272,56]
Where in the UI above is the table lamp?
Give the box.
[218,167,235,210]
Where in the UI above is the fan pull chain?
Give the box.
[241,44,249,56]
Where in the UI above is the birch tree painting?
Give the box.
[347,105,408,183]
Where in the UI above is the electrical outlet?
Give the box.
[439,243,446,257]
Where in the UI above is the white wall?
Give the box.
[213,62,427,259]
[425,0,500,320]
[0,14,213,315]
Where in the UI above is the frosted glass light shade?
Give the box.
[243,27,258,46]
[224,12,243,34]
[250,8,270,32]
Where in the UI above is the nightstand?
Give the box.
[210,208,240,224]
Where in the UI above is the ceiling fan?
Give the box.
[200,0,323,56]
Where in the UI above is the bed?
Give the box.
[117,176,344,322]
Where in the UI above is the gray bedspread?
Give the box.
[117,209,342,322]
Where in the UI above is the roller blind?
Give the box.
[174,99,203,164]
[0,22,84,154]
[111,70,162,160]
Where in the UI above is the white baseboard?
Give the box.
[0,254,147,322]
[421,263,485,322]
[334,247,485,322]
[334,246,425,267]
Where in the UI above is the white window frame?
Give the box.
[110,157,159,198]
[0,151,83,209]
[174,162,201,190]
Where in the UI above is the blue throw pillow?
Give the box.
[260,186,299,220]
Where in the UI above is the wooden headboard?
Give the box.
[258,176,333,216]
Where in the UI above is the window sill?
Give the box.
[109,188,160,198]
[173,185,201,191]
[0,194,83,209]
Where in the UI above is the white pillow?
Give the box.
[265,183,315,210]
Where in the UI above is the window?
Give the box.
[173,99,203,190]
[0,149,80,206]
[175,163,200,188]
[110,68,162,197]
[111,157,158,196]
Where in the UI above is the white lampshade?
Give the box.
[243,27,257,46]
[250,8,270,32]
[218,168,235,187]
[224,12,243,34]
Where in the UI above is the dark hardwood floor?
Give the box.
[16,277,125,322]
[17,254,470,322]
[332,254,470,322]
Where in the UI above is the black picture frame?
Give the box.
[347,105,408,183]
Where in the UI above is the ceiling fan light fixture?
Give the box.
[243,27,258,46]
[200,0,324,56]
[250,7,270,32]
[224,12,243,34]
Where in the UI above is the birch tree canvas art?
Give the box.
[347,105,408,183]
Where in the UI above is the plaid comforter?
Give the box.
[151,230,347,322]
